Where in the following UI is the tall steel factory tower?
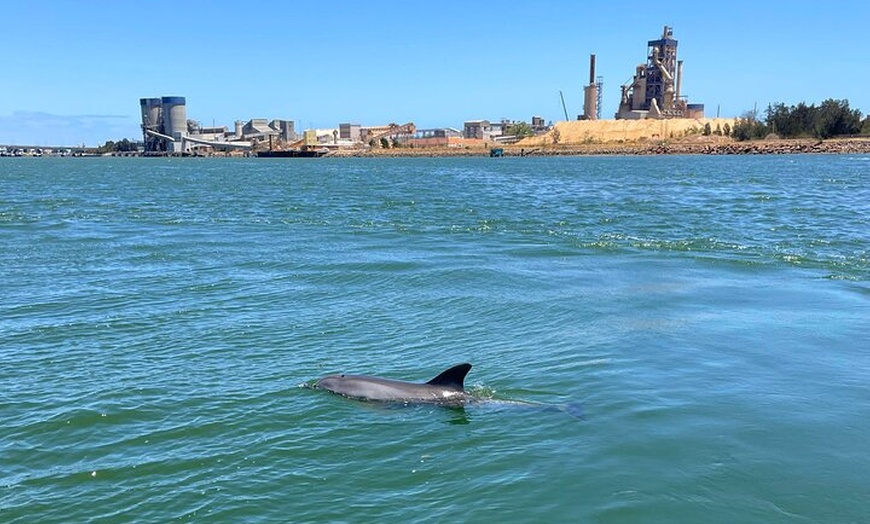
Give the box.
[644,26,678,113]
[616,26,704,119]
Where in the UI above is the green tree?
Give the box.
[815,98,862,138]
[506,122,534,139]
[792,102,816,137]
[766,102,791,137]
[731,119,753,141]
[763,99,862,139]
[702,122,712,136]
[732,110,768,141]
[765,102,811,137]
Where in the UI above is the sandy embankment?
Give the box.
[517,118,737,146]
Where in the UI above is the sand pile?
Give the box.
[518,118,738,146]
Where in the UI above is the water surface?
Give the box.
[1,155,868,522]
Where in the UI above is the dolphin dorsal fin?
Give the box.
[426,363,472,391]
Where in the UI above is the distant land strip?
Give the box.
[327,138,870,158]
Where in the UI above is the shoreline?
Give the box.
[19,137,867,158]
[325,137,870,158]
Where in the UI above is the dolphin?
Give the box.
[313,363,472,404]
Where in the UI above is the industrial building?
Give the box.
[339,123,362,142]
[140,96,189,153]
[615,26,704,120]
[406,128,462,148]
[140,96,296,154]
[463,118,551,142]
[463,120,495,140]
[239,119,296,142]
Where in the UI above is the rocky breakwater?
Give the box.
[323,138,870,158]
[646,138,870,155]
[511,138,870,156]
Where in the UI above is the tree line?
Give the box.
[732,98,870,141]
[95,138,138,153]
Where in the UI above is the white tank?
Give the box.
[161,96,187,152]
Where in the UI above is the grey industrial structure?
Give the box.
[140,96,296,154]
[462,117,548,141]
[581,54,604,120]
[615,26,704,119]
[140,96,188,153]
[136,28,704,155]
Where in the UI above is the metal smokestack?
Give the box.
[589,54,596,85]
[676,60,683,101]
[583,54,598,120]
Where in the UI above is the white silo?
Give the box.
[161,96,187,153]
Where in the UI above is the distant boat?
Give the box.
[256,149,326,158]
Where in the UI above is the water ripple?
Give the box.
[1,155,869,522]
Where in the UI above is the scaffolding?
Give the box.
[595,76,603,120]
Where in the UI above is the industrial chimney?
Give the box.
[583,54,598,120]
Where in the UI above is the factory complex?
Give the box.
[132,26,709,157]
[139,95,552,156]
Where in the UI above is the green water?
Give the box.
[1,155,868,522]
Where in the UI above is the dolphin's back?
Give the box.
[315,363,472,403]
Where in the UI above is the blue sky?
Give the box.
[2,0,868,146]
